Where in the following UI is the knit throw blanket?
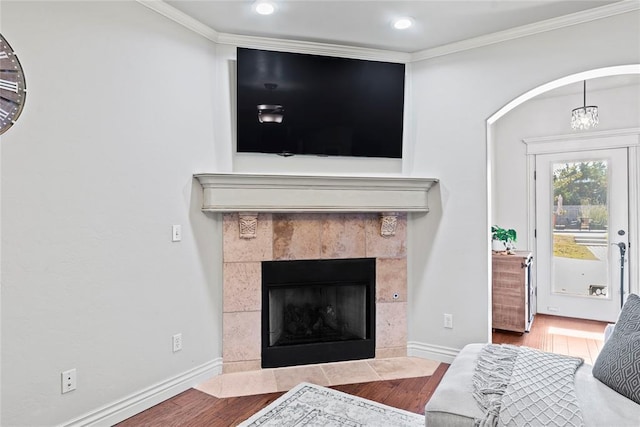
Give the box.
[472,344,585,427]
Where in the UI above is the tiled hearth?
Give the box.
[197,356,439,398]
[222,212,409,374]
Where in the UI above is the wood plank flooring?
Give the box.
[492,313,608,365]
[116,364,449,427]
[117,314,606,426]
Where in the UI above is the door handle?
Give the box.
[611,241,627,256]
[611,241,628,309]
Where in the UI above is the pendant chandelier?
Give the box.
[571,80,599,130]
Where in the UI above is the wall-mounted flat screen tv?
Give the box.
[236,48,405,159]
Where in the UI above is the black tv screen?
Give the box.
[236,48,405,159]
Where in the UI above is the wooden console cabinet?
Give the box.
[492,251,533,333]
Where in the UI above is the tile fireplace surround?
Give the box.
[194,173,438,374]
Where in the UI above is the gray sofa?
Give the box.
[425,343,640,426]
[425,293,640,426]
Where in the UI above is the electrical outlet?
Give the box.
[444,313,453,329]
[172,225,182,242]
[61,369,76,394]
[172,333,182,352]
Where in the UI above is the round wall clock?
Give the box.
[0,33,27,136]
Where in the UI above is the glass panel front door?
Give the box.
[536,148,628,322]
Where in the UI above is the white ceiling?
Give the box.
[159,1,638,94]
[165,0,618,53]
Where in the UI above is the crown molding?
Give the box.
[216,33,411,63]
[136,0,219,42]
[135,0,408,62]
[137,0,638,63]
[411,1,640,62]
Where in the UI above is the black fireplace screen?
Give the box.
[268,284,367,347]
[262,258,375,368]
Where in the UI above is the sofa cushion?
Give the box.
[592,293,640,404]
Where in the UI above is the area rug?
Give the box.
[238,382,424,426]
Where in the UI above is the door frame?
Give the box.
[523,128,640,313]
[534,147,628,321]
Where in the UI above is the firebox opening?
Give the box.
[262,258,375,368]
[269,284,367,347]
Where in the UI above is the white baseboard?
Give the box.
[407,341,460,364]
[62,358,223,427]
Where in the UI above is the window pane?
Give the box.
[551,160,609,298]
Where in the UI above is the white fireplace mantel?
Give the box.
[194,173,438,213]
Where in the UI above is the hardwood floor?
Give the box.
[492,313,609,365]
[117,315,606,426]
[116,364,450,426]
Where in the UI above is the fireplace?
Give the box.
[218,212,411,374]
[194,174,437,372]
[262,258,376,368]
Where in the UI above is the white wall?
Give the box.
[407,11,640,355]
[1,2,222,425]
[493,82,640,251]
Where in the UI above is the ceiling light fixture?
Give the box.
[257,83,284,123]
[392,17,413,30]
[257,104,284,123]
[254,1,276,16]
[571,80,599,130]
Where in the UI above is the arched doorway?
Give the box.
[487,64,640,327]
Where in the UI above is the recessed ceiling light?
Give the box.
[254,1,276,15]
[392,17,413,30]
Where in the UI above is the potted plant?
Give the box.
[491,225,517,252]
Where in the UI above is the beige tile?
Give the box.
[223,311,261,362]
[376,302,407,349]
[217,369,278,398]
[322,360,382,385]
[376,258,407,302]
[273,213,322,260]
[273,365,330,391]
[195,356,442,399]
[320,213,366,259]
[194,375,222,397]
[369,357,439,380]
[222,360,262,374]
[376,347,407,359]
[365,213,407,258]
[223,262,261,312]
[408,356,441,374]
[223,213,273,262]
